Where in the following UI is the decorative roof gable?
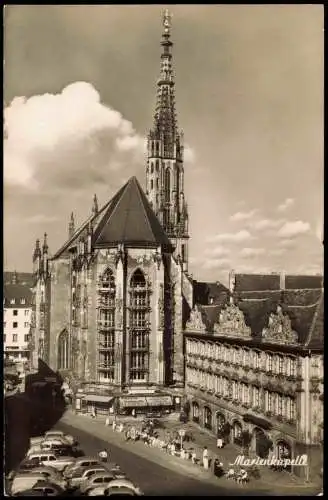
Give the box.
[262,305,298,345]
[213,300,252,338]
[186,304,206,332]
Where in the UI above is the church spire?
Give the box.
[68,212,75,238]
[92,194,98,216]
[33,238,41,262]
[146,10,189,270]
[42,233,48,254]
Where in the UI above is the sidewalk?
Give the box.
[60,410,319,495]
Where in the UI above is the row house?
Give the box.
[184,272,323,479]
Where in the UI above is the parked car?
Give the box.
[68,466,109,489]
[88,479,143,497]
[64,457,104,478]
[104,486,143,496]
[16,457,42,472]
[13,489,44,496]
[28,466,68,489]
[28,452,76,472]
[44,430,76,445]
[31,481,65,496]
[80,472,118,494]
[11,474,49,495]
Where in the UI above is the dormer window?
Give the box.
[10,299,15,305]
[20,298,26,305]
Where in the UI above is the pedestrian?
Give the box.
[171,442,176,456]
[191,449,197,464]
[98,449,109,463]
[202,446,209,470]
[112,420,117,432]
[105,416,110,426]
[217,437,223,449]
[132,408,136,418]
[180,448,185,459]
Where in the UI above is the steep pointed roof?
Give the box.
[93,177,171,248]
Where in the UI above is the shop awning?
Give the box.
[145,395,173,407]
[243,413,272,430]
[120,396,148,408]
[84,395,114,404]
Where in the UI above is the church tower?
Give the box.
[146,10,189,271]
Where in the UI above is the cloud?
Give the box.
[202,258,230,270]
[252,218,285,231]
[4,82,145,191]
[240,247,265,258]
[269,248,287,256]
[184,145,196,163]
[230,209,258,222]
[278,238,295,248]
[277,198,295,212]
[204,245,229,258]
[277,220,310,238]
[207,230,254,243]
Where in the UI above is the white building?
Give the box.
[4,272,33,363]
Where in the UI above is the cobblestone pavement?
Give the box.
[60,410,320,495]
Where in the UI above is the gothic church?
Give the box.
[31,11,193,393]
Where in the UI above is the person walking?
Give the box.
[202,446,209,470]
[105,415,110,426]
[98,449,109,463]
[191,449,197,464]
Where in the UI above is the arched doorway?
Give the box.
[204,406,212,430]
[216,412,226,435]
[277,440,292,472]
[231,421,242,445]
[253,427,272,458]
[57,330,69,370]
[192,402,199,423]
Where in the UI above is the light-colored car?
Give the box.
[80,472,118,494]
[28,466,68,489]
[28,452,75,472]
[64,457,103,477]
[45,430,75,445]
[30,436,45,447]
[11,474,48,495]
[68,466,108,488]
[88,479,144,496]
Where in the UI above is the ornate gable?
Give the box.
[213,302,252,338]
[186,304,206,332]
[262,305,298,345]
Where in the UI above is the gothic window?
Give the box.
[156,160,159,172]
[150,179,153,190]
[252,386,260,407]
[181,244,186,263]
[151,163,154,174]
[266,353,273,372]
[164,168,171,202]
[98,268,116,382]
[156,178,159,190]
[129,269,149,382]
[57,330,69,370]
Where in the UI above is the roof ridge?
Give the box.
[285,303,320,309]
[52,198,112,259]
[305,291,324,347]
[135,178,155,242]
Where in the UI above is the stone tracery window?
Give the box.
[129,269,150,382]
[57,330,69,370]
[98,268,116,382]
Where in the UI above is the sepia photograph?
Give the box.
[4,4,323,496]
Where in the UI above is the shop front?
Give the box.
[76,394,115,416]
[119,394,173,416]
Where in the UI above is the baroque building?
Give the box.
[31,11,193,412]
[184,271,323,479]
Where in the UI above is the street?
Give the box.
[56,422,262,496]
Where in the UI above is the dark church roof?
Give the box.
[93,177,171,248]
[53,177,171,259]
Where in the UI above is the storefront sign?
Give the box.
[121,397,148,408]
[146,395,173,406]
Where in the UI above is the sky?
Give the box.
[4,5,324,284]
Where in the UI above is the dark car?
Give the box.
[31,481,65,496]
[14,490,45,496]
[17,457,42,471]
